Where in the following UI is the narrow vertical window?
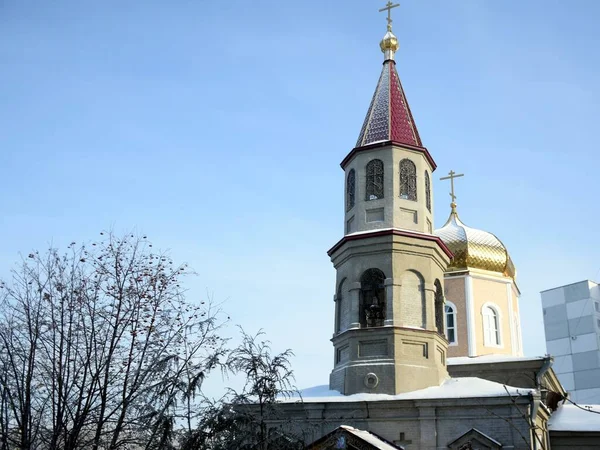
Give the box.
[445,304,456,344]
[346,169,356,211]
[425,171,431,212]
[365,159,384,201]
[434,279,444,335]
[336,279,347,333]
[483,306,500,346]
[400,159,417,201]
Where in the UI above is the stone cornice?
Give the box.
[340,140,437,171]
[328,228,453,259]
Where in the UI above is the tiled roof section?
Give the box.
[356,61,422,148]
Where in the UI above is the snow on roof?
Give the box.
[469,429,501,445]
[340,426,402,450]
[448,355,547,366]
[283,377,534,403]
[346,227,431,238]
[548,404,600,432]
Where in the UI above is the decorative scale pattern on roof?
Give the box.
[356,61,422,148]
[434,210,516,279]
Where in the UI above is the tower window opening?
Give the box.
[444,302,456,344]
[425,170,431,211]
[365,159,384,201]
[434,279,444,335]
[359,268,386,328]
[336,279,349,333]
[346,169,356,211]
[483,305,501,347]
[399,159,417,201]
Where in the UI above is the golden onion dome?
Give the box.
[380,29,399,60]
[380,30,399,52]
[434,203,516,279]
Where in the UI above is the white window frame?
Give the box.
[481,302,503,348]
[444,300,458,346]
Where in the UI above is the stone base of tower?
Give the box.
[329,326,448,395]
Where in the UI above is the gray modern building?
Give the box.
[541,280,600,404]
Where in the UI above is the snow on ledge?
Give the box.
[448,355,547,366]
[281,377,534,403]
[548,404,600,432]
[345,227,432,238]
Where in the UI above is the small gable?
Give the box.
[447,428,502,450]
[307,425,404,450]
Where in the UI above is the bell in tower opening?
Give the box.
[359,269,386,327]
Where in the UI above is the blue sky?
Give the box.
[2,0,600,394]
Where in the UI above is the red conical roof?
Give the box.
[355,60,422,148]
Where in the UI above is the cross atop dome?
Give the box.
[440,170,465,213]
[379,1,400,31]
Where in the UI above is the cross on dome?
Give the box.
[440,170,465,212]
[379,1,400,31]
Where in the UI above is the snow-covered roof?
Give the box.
[448,355,547,366]
[340,426,402,450]
[283,377,534,403]
[548,404,600,432]
[469,429,501,445]
[346,227,429,239]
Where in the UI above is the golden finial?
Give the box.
[440,170,465,214]
[379,2,400,60]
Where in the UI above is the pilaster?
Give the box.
[349,282,361,329]
[418,406,438,450]
[384,277,394,326]
[464,274,476,357]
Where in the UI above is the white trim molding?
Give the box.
[506,283,517,355]
[464,275,476,356]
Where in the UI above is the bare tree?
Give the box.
[0,232,227,450]
[181,329,304,450]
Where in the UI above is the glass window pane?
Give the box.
[448,329,455,343]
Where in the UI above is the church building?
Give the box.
[257,3,600,449]
[435,199,523,359]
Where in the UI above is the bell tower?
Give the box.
[329,3,453,395]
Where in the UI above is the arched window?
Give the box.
[359,269,386,328]
[434,279,444,335]
[483,305,501,347]
[445,302,457,344]
[399,159,417,201]
[336,279,349,333]
[346,169,355,211]
[425,171,431,212]
[365,159,384,201]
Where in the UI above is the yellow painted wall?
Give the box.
[472,276,513,356]
[444,276,468,357]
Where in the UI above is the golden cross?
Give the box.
[440,170,465,203]
[379,1,400,30]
